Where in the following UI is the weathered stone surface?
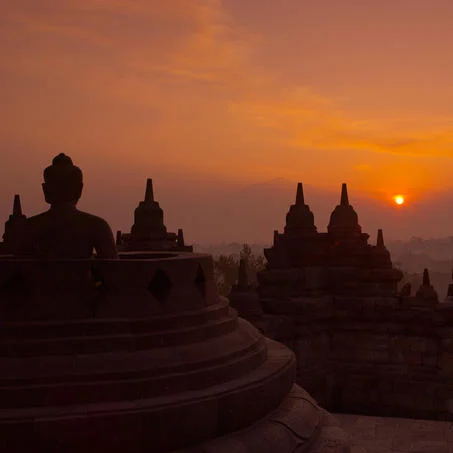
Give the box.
[184,386,351,453]
[0,252,353,452]
[252,290,453,420]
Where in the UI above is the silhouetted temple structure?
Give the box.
[414,268,439,303]
[258,182,403,299]
[7,160,453,448]
[0,160,349,452]
[0,194,26,255]
[117,178,193,252]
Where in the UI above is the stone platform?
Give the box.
[335,413,453,453]
[0,252,351,452]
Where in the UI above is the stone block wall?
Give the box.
[260,297,334,406]
[259,296,453,420]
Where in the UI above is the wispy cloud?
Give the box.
[1,0,453,193]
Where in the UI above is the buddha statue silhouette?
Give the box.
[16,154,118,259]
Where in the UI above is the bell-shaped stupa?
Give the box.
[415,268,438,303]
[327,183,362,238]
[1,194,27,254]
[118,178,193,252]
[284,182,317,237]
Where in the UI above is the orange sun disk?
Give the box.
[394,195,405,205]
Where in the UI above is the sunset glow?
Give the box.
[2,1,453,242]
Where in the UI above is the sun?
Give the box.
[393,195,405,205]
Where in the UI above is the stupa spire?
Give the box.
[296,182,304,205]
[377,229,384,248]
[144,178,154,202]
[13,194,22,216]
[177,228,185,247]
[340,183,349,206]
[423,268,431,287]
[238,258,248,289]
[273,230,279,246]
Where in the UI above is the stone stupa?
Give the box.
[117,178,193,253]
[0,194,27,255]
[259,182,403,299]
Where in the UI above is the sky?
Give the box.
[2,0,453,243]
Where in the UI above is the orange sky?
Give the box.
[1,0,453,242]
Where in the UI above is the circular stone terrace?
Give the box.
[0,252,349,452]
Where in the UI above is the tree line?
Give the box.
[213,244,266,296]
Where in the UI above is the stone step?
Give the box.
[0,299,231,340]
[0,339,295,452]
[0,312,237,357]
[0,322,268,408]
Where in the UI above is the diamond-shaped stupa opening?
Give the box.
[148,268,172,303]
[194,264,206,299]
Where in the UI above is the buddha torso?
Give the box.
[18,208,117,259]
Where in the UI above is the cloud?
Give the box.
[232,89,453,158]
[2,0,453,193]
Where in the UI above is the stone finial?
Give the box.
[116,230,122,246]
[144,178,154,202]
[237,258,248,289]
[177,228,185,247]
[377,229,384,248]
[340,183,349,206]
[273,230,279,246]
[13,195,23,216]
[423,268,430,287]
[296,182,304,205]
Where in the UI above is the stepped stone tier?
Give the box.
[0,194,26,255]
[0,252,350,452]
[259,182,403,298]
[117,179,193,253]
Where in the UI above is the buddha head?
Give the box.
[42,154,83,205]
